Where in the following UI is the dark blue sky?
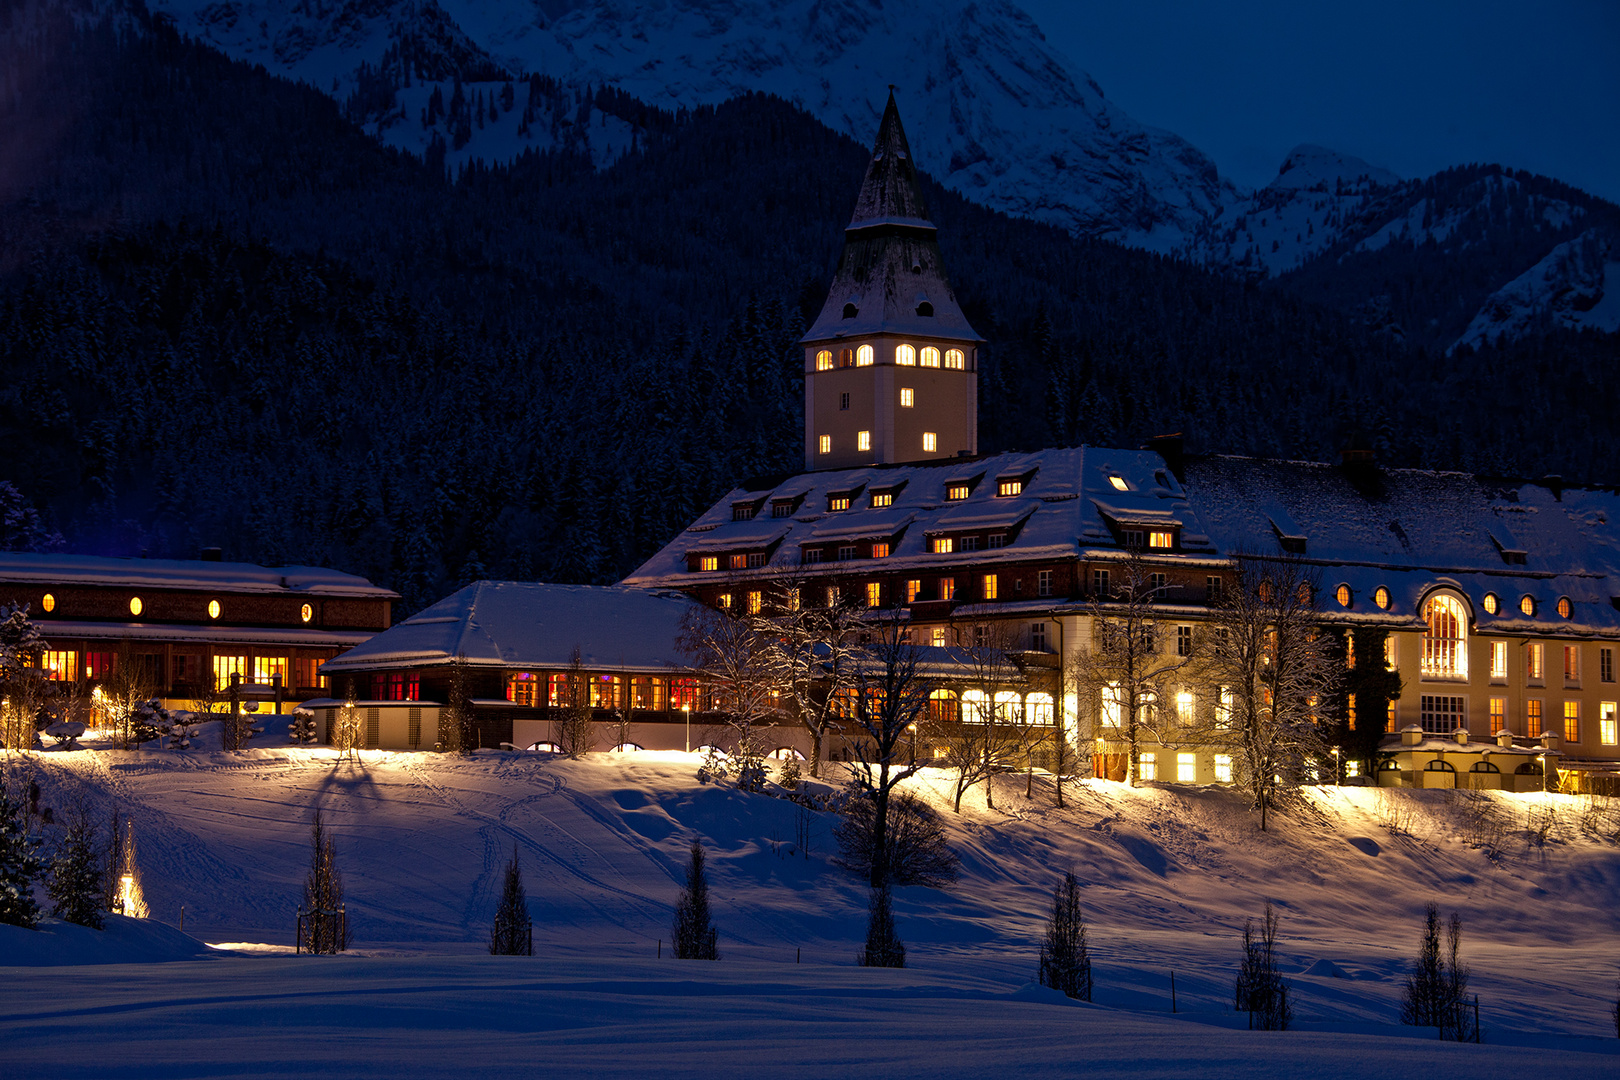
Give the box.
[1021,0,1619,202]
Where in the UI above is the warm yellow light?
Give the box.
[129,596,143,616]
[1108,476,1128,491]
[41,593,55,613]
[208,599,221,619]
[301,603,313,623]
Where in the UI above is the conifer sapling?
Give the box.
[0,776,45,928]
[489,846,532,956]
[672,841,718,960]
[1037,870,1092,1001]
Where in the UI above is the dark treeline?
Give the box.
[1,11,1615,614]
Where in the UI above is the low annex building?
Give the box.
[0,551,395,713]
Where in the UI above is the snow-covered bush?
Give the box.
[128,699,170,745]
[44,720,86,748]
[48,810,105,930]
[160,713,202,749]
[289,708,319,745]
[777,755,802,791]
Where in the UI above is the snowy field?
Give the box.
[3,748,1619,1076]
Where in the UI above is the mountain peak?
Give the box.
[1269,145,1400,192]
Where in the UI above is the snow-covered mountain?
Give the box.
[1454,227,1620,350]
[146,0,1237,249]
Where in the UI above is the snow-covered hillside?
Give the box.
[1455,227,1620,350]
[145,0,1236,248]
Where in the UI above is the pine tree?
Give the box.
[489,846,531,956]
[48,809,105,929]
[671,841,718,960]
[1037,870,1092,1001]
[1233,902,1291,1030]
[860,882,905,968]
[0,776,45,928]
[299,809,347,954]
[1401,903,1460,1035]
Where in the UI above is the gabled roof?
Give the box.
[802,93,982,347]
[321,583,702,674]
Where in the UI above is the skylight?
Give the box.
[1108,476,1128,491]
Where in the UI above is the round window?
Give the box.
[208,599,221,619]
[1519,595,1535,616]
[1482,592,1499,615]
[1557,597,1572,619]
[129,596,143,616]
[41,593,55,613]
[1335,584,1352,608]
[1373,586,1390,610]
[301,603,313,624]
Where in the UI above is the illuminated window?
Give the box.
[1520,595,1535,616]
[1177,753,1197,783]
[1347,692,1358,729]
[920,346,941,368]
[825,585,840,607]
[1483,593,1499,615]
[1335,584,1352,608]
[1175,691,1194,724]
[1108,476,1128,491]
[1148,530,1174,549]
[900,387,914,407]
[1557,597,1572,619]
[939,577,956,601]
[923,432,938,453]
[1601,702,1617,745]
[857,430,872,451]
[906,579,921,603]
[1489,696,1506,731]
[629,677,666,711]
[982,574,998,600]
[1420,694,1466,734]
[1420,594,1468,678]
[933,537,954,554]
[43,650,77,681]
[946,484,970,500]
[1564,700,1580,742]
[1026,693,1054,726]
[1386,700,1397,732]
[213,655,246,691]
[839,347,855,367]
[698,556,719,572]
[1526,698,1543,737]
[729,554,747,570]
[1527,642,1544,681]
[371,671,420,702]
[896,344,916,366]
[747,591,763,614]
[254,656,288,686]
[872,542,891,558]
[506,672,539,707]
[815,349,833,371]
[300,603,313,624]
[129,596,143,616]
[1564,645,1580,683]
[1490,641,1508,680]
[929,689,958,724]
[588,675,622,709]
[294,658,327,691]
[717,593,733,609]
[856,344,874,366]
[997,480,1022,497]
[1384,635,1397,670]
[1214,754,1233,783]
[1140,753,1157,781]
[1373,586,1390,610]
[872,492,893,508]
[785,588,800,611]
[931,627,946,647]
[865,582,882,608]
[830,496,851,512]
[1099,682,1123,728]
[1346,635,1357,669]
[41,593,55,613]
[818,434,831,454]
[944,348,965,370]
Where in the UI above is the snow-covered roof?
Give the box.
[21,620,378,650]
[0,552,397,599]
[321,582,704,674]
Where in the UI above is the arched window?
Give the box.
[1421,594,1468,678]
[1470,760,1500,773]
[1373,586,1390,609]
[815,349,833,371]
[1519,594,1535,616]
[839,348,855,368]
[1424,759,1456,772]
[1025,693,1054,726]
[920,346,941,368]
[1335,584,1352,608]
[916,301,934,317]
[769,746,805,760]
[842,303,858,319]
[1557,596,1572,619]
[944,348,965,369]
[896,343,916,366]
[856,344,874,366]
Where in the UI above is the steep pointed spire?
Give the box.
[848,89,932,227]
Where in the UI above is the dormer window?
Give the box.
[771,499,798,518]
[1121,529,1145,549]
[729,554,747,570]
[1148,530,1175,549]
[802,548,823,564]
[837,545,857,561]
[1108,476,1129,491]
[1482,592,1499,615]
[916,301,934,317]
[933,537,954,554]
[732,503,757,521]
[946,484,970,501]
[871,492,893,508]
[997,480,1022,498]
[987,532,1006,549]
[698,556,719,572]
[872,542,891,558]
[829,495,851,512]
[843,303,858,319]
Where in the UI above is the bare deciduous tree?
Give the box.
[938,619,1031,811]
[679,606,781,790]
[299,808,347,954]
[759,574,862,780]
[555,647,595,759]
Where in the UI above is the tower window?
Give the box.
[818,434,831,454]
[921,346,941,368]
[839,348,854,368]
[840,392,850,411]
[858,430,872,451]
[815,349,833,371]
[896,344,916,366]
[856,344,874,366]
[916,301,934,317]
[900,387,914,407]
[923,432,938,452]
[843,303,858,319]
[944,348,965,369]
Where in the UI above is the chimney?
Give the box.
[200,547,223,562]
[1541,475,1564,502]
[1145,432,1185,480]
[1400,725,1423,747]
[1496,729,1514,748]
[1453,726,1469,745]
